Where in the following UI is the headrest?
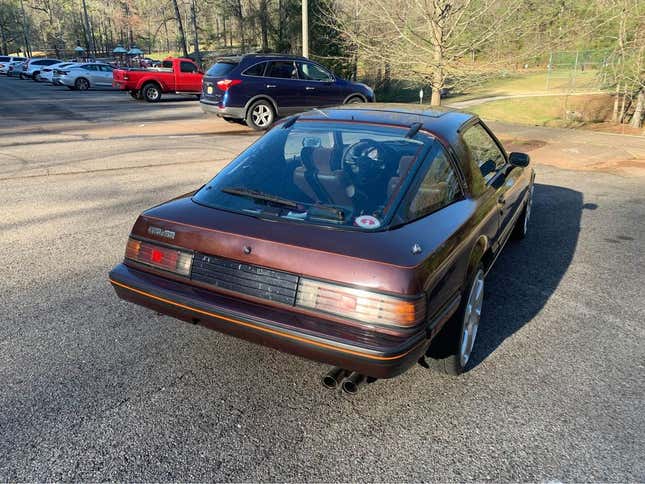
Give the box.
[301,147,333,173]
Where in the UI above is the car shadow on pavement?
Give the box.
[468,182,591,369]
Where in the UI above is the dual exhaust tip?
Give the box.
[322,367,367,394]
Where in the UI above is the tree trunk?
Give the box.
[0,20,8,55]
[190,0,200,66]
[171,0,189,58]
[259,0,269,52]
[630,88,644,129]
[619,91,627,123]
[81,0,94,58]
[611,82,621,123]
[19,0,31,57]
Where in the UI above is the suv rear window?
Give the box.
[207,61,238,77]
[192,122,432,231]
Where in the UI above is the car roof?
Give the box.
[298,103,475,140]
[217,53,308,64]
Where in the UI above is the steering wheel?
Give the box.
[342,139,389,185]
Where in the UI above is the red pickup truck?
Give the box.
[113,57,204,102]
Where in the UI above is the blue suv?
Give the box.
[200,54,375,130]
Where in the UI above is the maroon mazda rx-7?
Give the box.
[109,104,534,394]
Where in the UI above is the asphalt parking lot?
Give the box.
[1,76,644,481]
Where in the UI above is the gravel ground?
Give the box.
[1,76,643,482]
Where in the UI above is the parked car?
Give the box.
[6,60,27,77]
[20,58,61,79]
[37,62,77,83]
[0,56,27,75]
[112,57,203,102]
[200,54,375,130]
[109,104,534,394]
[59,63,116,90]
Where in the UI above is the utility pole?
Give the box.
[302,0,308,58]
[81,0,94,58]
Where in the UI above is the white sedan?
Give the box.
[59,63,116,90]
[37,62,78,83]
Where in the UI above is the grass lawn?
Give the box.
[469,94,614,127]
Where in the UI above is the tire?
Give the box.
[345,95,365,104]
[19,73,27,80]
[67,86,76,90]
[512,182,534,240]
[142,82,162,102]
[426,264,485,376]
[246,100,275,130]
[32,71,40,81]
[75,77,90,91]
[129,90,142,100]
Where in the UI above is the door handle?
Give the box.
[498,195,506,205]
[305,86,315,90]
[266,84,276,88]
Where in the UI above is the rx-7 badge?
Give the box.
[147,226,175,240]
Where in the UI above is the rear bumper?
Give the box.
[108,263,427,378]
[200,99,245,120]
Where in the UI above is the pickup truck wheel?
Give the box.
[142,83,162,102]
[512,182,534,240]
[426,264,485,376]
[75,78,90,91]
[246,100,275,130]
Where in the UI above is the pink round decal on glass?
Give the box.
[355,215,381,229]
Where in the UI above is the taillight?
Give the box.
[216,79,242,91]
[125,238,193,276]
[295,278,426,328]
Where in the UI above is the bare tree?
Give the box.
[327,0,565,105]
[171,0,189,57]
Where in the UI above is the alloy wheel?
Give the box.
[252,104,272,128]
[458,269,484,367]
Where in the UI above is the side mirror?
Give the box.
[509,152,530,167]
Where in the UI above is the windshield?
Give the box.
[192,121,432,230]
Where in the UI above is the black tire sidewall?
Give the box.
[427,262,484,375]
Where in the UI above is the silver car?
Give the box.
[60,63,116,90]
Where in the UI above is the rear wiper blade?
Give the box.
[222,186,301,209]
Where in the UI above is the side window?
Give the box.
[407,147,461,220]
[243,62,266,77]
[82,65,98,71]
[100,65,114,72]
[180,61,197,73]
[162,60,173,69]
[266,61,297,79]
[297,62,332,81]
[45,60,58,65]
[462,124,506,181]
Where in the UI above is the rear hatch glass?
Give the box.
[206,61,238,77]
[192,121,433,231]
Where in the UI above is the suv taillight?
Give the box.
[216,79,242,91]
